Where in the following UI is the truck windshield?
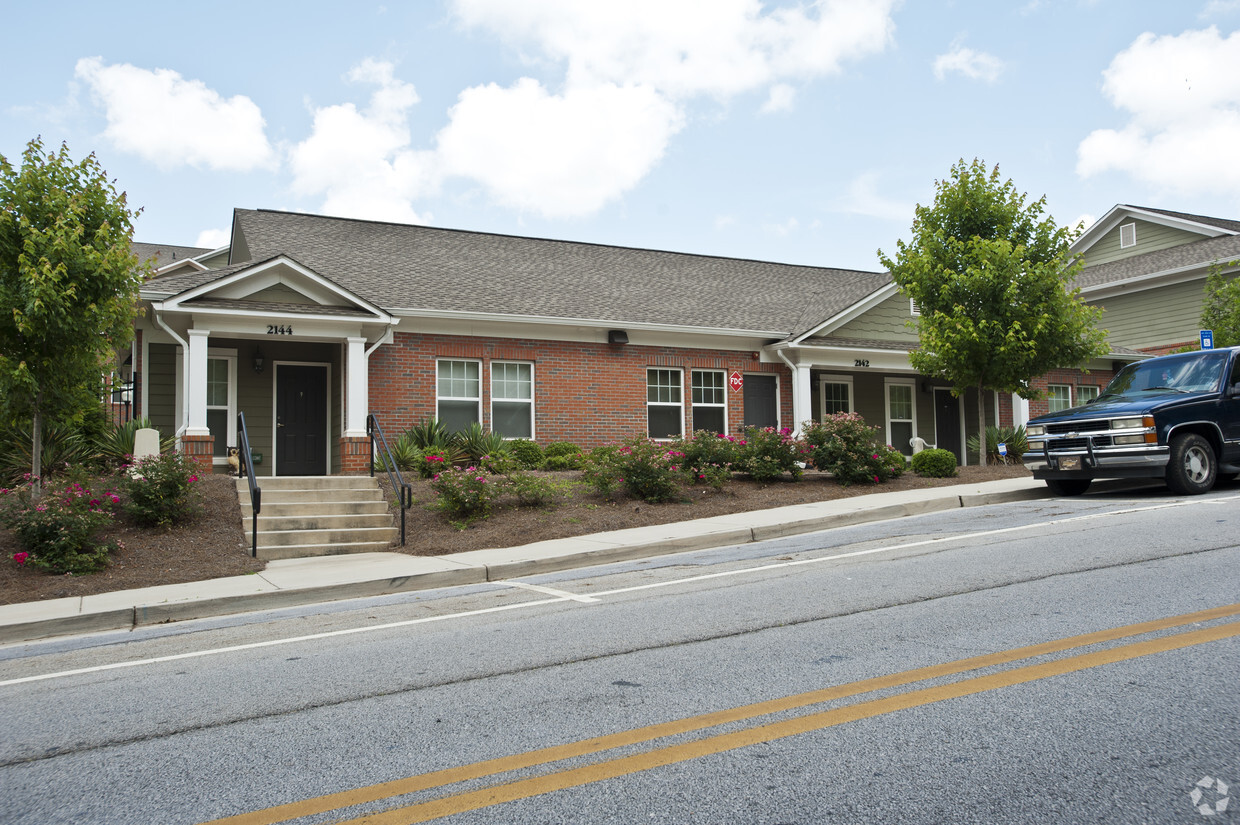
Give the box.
[1099,351,1229,399]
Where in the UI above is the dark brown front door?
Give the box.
[276,364,327,476]
[743,374,778,429]
[934,388,962,463]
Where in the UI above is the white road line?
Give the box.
[504,581,601,603]
[3,493,1234,688]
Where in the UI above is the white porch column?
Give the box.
[1012,392,1030,428]
[185,329,211,436]
[344,336,369,437]
[791,363,813,436]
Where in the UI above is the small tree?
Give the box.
[879,159,1108,464]
[1202,261,1240,348]
[0,138,148,493]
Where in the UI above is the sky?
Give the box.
[3,1,1240,273]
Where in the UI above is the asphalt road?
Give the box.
[1,483,1237,824]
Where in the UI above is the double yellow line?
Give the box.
[203,603,1240,825]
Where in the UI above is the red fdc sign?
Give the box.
[729,371,744,392]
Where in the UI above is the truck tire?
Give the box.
[1166,433,1216,495]
[1045,478,1091,496]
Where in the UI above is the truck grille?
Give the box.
[1047,435,1113,450]
[1045,419,1110,435]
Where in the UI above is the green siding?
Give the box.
[1092,278,1208,350]
[146,344,177,439]
[832,293,919,342]
[1082,220,1204,267]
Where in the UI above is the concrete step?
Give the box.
[255,526,399,548]
[240,500,390,518]
[256,540,396,561]
[239,488,388,506]
[246,513,396,533]
[236,475,381,492]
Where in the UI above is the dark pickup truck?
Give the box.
[1024,346,1240,495]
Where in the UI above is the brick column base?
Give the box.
[339,436,371,475]
[179,434,215,475]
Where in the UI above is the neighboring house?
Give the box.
[1016,205,1240,423]
[126,208,1130,476]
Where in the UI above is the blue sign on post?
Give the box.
[1201,330,1214,350]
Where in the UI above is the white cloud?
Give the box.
[74,57,276,172]
[761,83,797,114]
[840,172,912,221]
[933,44,1004,83]
[762,217,801,237]
[1201,1,1240,19]
[1077,27,1240,194]
[288,59,436,224]
[435,79,682,217]
[195,228,230,249]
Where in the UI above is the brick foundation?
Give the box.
[179,434,215,475]
[339,436,371,475]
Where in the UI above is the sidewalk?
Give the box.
[0,477,1050,645]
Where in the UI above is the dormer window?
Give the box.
[1119,222,1136,249]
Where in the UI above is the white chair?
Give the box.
[909,436,934,454]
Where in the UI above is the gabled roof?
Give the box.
[1075,233,1240,292]
[165,208,889,337]
[1075,204,1240,256]
[132,242,213,269]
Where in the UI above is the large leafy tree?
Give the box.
[878,159,1108,465]
[0,138,148,492]
[1201,262,1240,348]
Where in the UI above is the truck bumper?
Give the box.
[1024,448,1169,479]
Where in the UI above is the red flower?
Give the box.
[13,552,29,566]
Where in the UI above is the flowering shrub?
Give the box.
[0,476,120,574]
[803,414,903,486]
[671,431,736,489]
[582,437,683,503]
[733,427,806,483]
[505,470,571,506]
[418,453,449,479]
[119,451,203,527]
[430,466,501,518]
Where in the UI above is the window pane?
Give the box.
[823,382,850,415]
[1048,385,1072,413]
[438,400,479,433]
[493,363,532,400]
[207,359,229,407]
[438,360,479,399]
[692,371,724,405]
[1077,385,1099,404]
[647,369,681,404]
[692,406,725,435]
[648,406,682,439]
[207,409,228,456]
[493,401,532,439]
[889,385,913,420]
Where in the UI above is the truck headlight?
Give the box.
[1111,417,1144,430]
[1026,425,1045,437]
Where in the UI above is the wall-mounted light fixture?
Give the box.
[608,329,629,345]
[119,354,133,383]
[253,346,265,374]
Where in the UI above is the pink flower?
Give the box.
[13,552,28,565]
[873,476,880,483]
[109,494,120,504]
[188,475,199,483]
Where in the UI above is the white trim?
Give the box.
[818,374,854,417]
[690,368,728,434]
[646,367,684,440]
[1047,383,1073,413]
[205,348,238,465]
[389,306,787,340]
[271,360,332,477]
[790,282,899,344]
[1073,205,1237,255]
[1119,222,1136,248]
[491,360,535,440]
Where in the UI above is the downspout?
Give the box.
[152,308,191,438]
[775,348,807,437]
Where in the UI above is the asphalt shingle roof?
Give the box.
[142,209,890,337]
[1076,233,1240,290]
[132,242,212,269]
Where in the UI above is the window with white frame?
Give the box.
[491,361,533,439]
[437,359,481,433]
[886,380,916,456]
[647,368,683,439]
[691,370,726,434]
[205,354,236,460]
[1119,222,1136,248]
[820,376,853,416]
[1077,385,1100,405]
[1047,384,1072,413]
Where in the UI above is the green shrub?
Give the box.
[911,448,959,478]
[505,470,571,506]
[507,439,546,470]
[118,451,204,527]
[543,441,584,470]
[581,438,682,503]
[672,431,737,489]
[0,476,120,574]
[966,425,1028,464]
[733,427,805,483]
[430,465,501,519]
[803,414,900,486]
[456,422,508,462]
[407,418,452,450]
[93,418,174,469]
[0,422,93,485]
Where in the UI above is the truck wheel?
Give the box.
[1166,433,1216,495]
[1046,479,1091,496]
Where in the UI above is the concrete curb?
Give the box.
[0,477,1051,645]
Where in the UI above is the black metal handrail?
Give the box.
[367,413,412,546]
[237,411,261,558]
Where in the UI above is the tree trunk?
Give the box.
[976,384,988,467]
[31,403,43,500]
